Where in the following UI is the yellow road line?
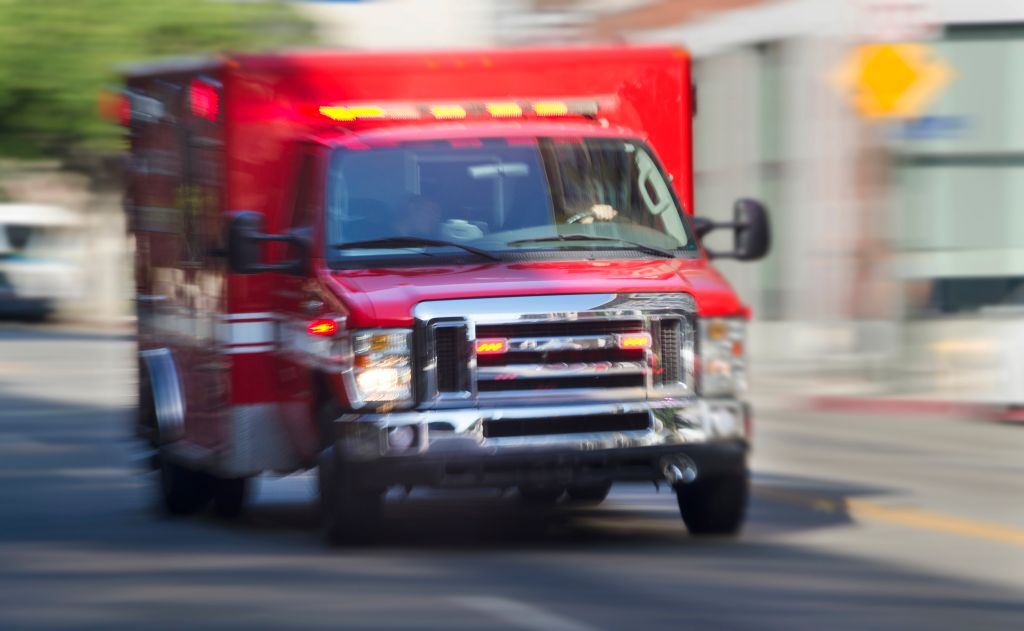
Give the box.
[757,487,1024,548]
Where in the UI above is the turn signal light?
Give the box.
[307,319,338,337]
[475,338,508,355]
[616,333,652,350]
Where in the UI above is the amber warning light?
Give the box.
[307,319,338,337]
[319,99,600,123]
[616,333,652,350]
[475,338,508,355]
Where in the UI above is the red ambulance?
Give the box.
[121,46,770,543]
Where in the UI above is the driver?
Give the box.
[568,203,618,224]
[397,194,443,238]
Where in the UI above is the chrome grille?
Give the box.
[475,319,648,394]
[475,320,642,338]
[483,412,651,438]
[416,293,697,406]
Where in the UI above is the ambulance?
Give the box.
[119,47,770,543]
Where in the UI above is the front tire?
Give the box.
[211,476,249,519]
[157,456,210,516]
[675,472,748,536]
[319,449,383,546]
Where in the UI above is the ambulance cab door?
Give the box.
[274,144,325,464]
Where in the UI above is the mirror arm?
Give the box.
[702,248,740,261]
[242,231,307,274]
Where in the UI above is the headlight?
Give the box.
[351,329,413,406]
[698,318,746,397]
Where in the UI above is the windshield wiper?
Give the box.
[331,236,501,261]
[507,234,676,259]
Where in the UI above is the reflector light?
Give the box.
[485,102,523,118]
[706,319,729,341]
[99,90,131,126]
[430,104,467,120]
[532,101,570,117]
[475,338,508,355]
[616,333,652,350]
[189,79,219,121]
[307,319,338,337]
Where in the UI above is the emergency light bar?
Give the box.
[318,98,602,123]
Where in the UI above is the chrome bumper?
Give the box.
[331,398,750,488]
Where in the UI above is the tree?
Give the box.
[0,0,316,159]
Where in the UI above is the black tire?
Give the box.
[518,484,565,505]
[157,456,211,516]
[211,476,249,519]
[566,481,612,505]
[675,472,749,536]
[319,449,383,546]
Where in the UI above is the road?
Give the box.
[1,324,1022,630]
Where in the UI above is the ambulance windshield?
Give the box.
[325,137,696,264]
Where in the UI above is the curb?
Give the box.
[807,394,987,417]
[805,394,1024,425]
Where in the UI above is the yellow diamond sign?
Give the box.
[832,43,955,119]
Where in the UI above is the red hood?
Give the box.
[324,259,745,327]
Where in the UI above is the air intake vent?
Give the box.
[657,319,681,385]
[431,322,469,394]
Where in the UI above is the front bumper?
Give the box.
[332,398,750,489]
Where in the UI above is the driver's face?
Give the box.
[407,200,442,235]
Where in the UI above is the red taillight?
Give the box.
[475,338,508,355]
[190,79,219,121]
[616,333,652,350]
[307,319,337,337]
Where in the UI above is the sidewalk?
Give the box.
[748,360,1017,422]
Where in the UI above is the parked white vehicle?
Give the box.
[0,204,84,320]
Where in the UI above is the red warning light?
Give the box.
[190,79,219,121]
[307,319,338,337]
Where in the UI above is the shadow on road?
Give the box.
[2,374,1024,630]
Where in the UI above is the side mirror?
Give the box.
[225,210,308,275]
[732,198,770,261]
[692,198,771,261]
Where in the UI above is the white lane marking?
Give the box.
[450,596,600,631]
[0,408,75,419]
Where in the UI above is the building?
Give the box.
[499,0,1024,403]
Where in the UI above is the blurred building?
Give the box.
[491,0,1024,403]
[295,0,500,49]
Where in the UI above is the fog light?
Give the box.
[387,425,416,452]
[708,407,740,437]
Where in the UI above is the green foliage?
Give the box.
[0,0,316,158]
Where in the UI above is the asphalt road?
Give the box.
[1,323,1023,630]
